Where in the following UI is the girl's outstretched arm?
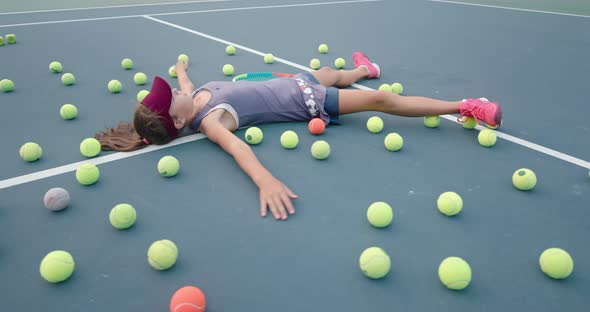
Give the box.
[201,115,298,220]
[174,60,195,94]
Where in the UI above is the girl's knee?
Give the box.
[374,90,391,103]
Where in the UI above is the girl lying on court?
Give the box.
[95,52,502,221]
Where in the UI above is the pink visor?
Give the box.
[141,76,178,139]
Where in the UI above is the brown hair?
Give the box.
[95,104,173,152]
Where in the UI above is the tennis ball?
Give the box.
[318,43,329,54]
[178,54,189,64]
[359,247,391,279]
[280,130,299,149]
[378,84,392,92]
[6,34,16,44]
[19,142,42,162]
[226,45,236,55]
[334,57,346,69]
[1,79,15,92]
[367,201,393,228]
[49,61,63,73]
[478,129,497,147]
[0,36,4,46]
[460,116,477,129]
[310,58,321,70]
[438,257,472,290]
[59,104,78,120]
[245,127,263,145]
[366,116,384,133]
[43,187,70,211]
[311,140,330,160]
[539,248,574,279]
[391,82,403,95]
[437,191,463,216]
[169,65,177,78]
[107,80,122,93]
[121,58,133,70]
[134,72,147,85]
[170,286,207,312]
[148,239,178,270]
[80,138,101,158]
[308,118,325,135]
[75,163,100,185]
[61,73,75,86]
[109,203,137,230]
[424,116,440,128]
[158,155,180,177]
[384,133,403,151]
[137,90,149,103]
[512,168,537,191]
[40,250,75,283]
[264,53,274,64]
[222,64,234,76]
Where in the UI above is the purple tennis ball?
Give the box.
[43,188,70,211]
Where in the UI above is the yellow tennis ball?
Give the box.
[391,82,403,95]
[178,54,189,64]
[0,79,15,92]
[318,43,329,54]
[49,61,63,73]
[60,104,78,120]
[310,58,321,70]
[478,129,497,147]
[366,201,393,228]
[19,142,43,162]
[378,84,392,92]
[366,116,384,133]
[226,45,236,55]
[40,250,75,283]
[0,36,3,46]
[134,72,147,85]
[109,203,137,230]
[334,57,346,69]
[158,155,180,177]
[245,127,263,145]
[438,257,472,290]
[437,191,463,216]
[222,64,234,76]
[121,58,133,70]
[359,247,391,279]
[460,116,477,129]
[6,34,16,44]
[107,79,122,93]
[80,138,101,158]
[137,90,149,103]
[280,130,298,149]
[512,168,537,191]
[311,140,330,160]
[61,73,75,85]
[169,65,177,78]
[147,239,178,270]
[76,163,100,185]
[384,133,403,151]
[539,248,574,279]
[264,53,274,64]
[424,116,440,128]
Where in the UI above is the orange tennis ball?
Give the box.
[170,286,206,312]
[308,118,325,135]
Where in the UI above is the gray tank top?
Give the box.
[189,75,329,131]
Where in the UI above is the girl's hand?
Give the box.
[258,175,298,220]
[175,59,189,72]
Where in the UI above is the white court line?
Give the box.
[0,0,381,28]
[428,0,590,18]
[0,134,206,189]
[0,0,239,16]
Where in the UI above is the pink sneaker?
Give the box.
[458,98,502,129]
[352,52,380,79]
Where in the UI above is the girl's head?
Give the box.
[96,76,193,151]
